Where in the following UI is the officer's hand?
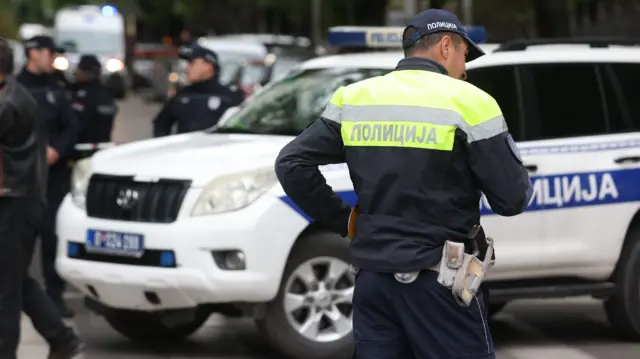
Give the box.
[348,204,359,239]
[47,146,59,165]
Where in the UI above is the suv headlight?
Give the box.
[191,167,277,216]
[53,56,69,71]
[105,58,124,72]
[70,158,92,209]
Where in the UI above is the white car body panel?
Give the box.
[56,46,640,310]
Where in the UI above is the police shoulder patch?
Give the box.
[208,96,221,110]
[71,102,85,112]
[46,91,56,104]
[506,133,523,164]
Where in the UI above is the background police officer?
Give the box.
[0,37,83,359]
[17,35,81,319]
[70,54,118,159]
[152,43,243,137]
[275,9,533,359]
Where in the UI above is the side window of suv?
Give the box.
[465,65,523,141]
[608,63,640,130]
[523,63,607,140]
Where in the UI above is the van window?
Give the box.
[609,63,640,130]
[525,63,606,139]
[465,65,523,141]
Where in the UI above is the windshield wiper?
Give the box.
[212,127,257,134]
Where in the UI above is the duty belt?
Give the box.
[351,225,495,307]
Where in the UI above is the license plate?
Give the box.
[86,229,144,257]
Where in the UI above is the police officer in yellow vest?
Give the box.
[275,9,533,359]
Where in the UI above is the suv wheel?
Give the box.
[104,308,209,343]
[256,232,354,359]
[604,225,640,340]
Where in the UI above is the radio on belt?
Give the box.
[327,25,488,49]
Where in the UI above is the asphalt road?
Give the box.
[20,97,640,358]
[18,297,640,359]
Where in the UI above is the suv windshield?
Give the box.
[56,31,123,55]
[216,68,389,136]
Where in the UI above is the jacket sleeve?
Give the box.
[275,87,351,236]
[69,92,92,142]
[152,99,176,137]
[228,86,244,107]
[464,90,533,217]
[0,102,15,141]
[49,94,81,159]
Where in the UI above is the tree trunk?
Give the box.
[352,0,388,25]
[430,0,447,9]
[532,0,572,37]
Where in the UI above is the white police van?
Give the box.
[56,27,640,358]
[52,5,128,98]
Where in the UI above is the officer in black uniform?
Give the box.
[17,35,81,319]
[70,54,118,159]
[152,43,243,137]
[275,9,533,359]
[0,36,84,359]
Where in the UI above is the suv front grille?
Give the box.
[86,174,191,223]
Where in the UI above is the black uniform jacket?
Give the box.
[17,69,81,171]
[275,57,533,273]
[152,77,243,137]
[0,77,48,203]
[70,80,118,144]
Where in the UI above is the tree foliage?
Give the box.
[3,0,638,41]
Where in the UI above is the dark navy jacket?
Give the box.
[275,57,533,273]
[153,77,243,137]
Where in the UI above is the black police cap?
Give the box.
[402,9,485,62]
[178,43,218,64]
[23,35,66,54]
[77,54,102,72]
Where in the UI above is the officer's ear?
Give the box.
[440,35,454,60]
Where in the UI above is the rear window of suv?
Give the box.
[466,62,640,142]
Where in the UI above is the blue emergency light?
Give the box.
[67,242,80,257]
[159,251,176,267]
[101,5,117,16]
[327,26,487,48]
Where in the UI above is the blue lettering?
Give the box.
[370,32,402,45]
[479,170,625,215]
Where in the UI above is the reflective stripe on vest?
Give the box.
[320,70,508,150]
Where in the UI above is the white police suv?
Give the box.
[56,27,640,359]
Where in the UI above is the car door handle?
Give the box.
[614,156,640,164]
[524,164,538,173]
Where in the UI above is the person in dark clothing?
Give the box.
[17,35,81,319]
[153,43,243,137]
[70,54,117,158]
[0,37,84,359]
[275,9,532,359]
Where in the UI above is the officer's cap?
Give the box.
[23,35,66,54]
[402,9,485,62]
[178,43,218,64]
[77,54,102,72]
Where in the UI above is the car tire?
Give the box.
[256,231,354,359]
[104,308,209,343]
[604,225,640,341]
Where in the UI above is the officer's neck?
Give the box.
[26,62,45,76]
[191,76,214,85]
[396,56,448,75]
